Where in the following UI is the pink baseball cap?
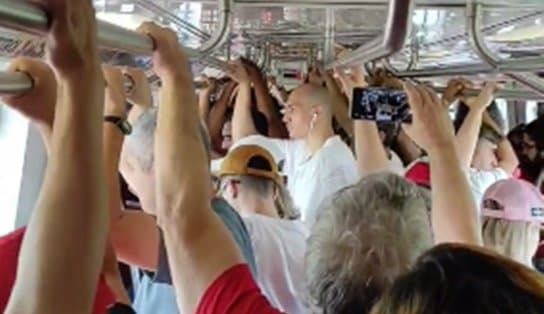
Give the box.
[481,179,544,223]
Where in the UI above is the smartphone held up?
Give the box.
[350,87,411,124]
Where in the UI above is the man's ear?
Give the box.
[229,181,239,199]
[311,105,324,118]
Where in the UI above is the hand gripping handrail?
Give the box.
[134,0,233,56]
[0,0,153,55]
[0,0,228,95]
[0,0,229,65]
[134,0,211,41]
[326,0,414,69]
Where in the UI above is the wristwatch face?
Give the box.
[120,120,133,135]
[105,116,132,135]
[107,302,136,314]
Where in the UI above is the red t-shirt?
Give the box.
[516,168,544,194]
[196,264,284,314]
[0,227,115,313]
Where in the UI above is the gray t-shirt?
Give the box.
[154,197,258,285]
[132,197,258,314]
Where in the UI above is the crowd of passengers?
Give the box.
[2,1,544,313]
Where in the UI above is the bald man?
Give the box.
[230,82,358,228]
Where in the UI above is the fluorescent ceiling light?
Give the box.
[120,4,135,13]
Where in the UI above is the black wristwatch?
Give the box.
[107,302,136,314]
[104,116,132,135]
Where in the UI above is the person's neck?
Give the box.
[305,123,335,156]
[240,197,279,219]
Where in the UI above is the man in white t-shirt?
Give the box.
[388,151,405,175]
[218,144,308,314]
[227,62,358,228]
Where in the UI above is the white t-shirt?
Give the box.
[243,214,309,314]
[467,167,510,211]
[241,135,358,228]
[388,151,404,175]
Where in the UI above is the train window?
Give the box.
[0,100,29,234]
[526,101,539,123]
[495,99,509,131]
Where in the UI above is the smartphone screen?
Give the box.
[350,87,411,123]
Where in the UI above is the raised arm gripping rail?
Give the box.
[0,0,228,95]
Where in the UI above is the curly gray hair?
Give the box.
[306,172,432,314]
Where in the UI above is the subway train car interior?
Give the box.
[2,0,544,313]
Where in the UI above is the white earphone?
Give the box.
[310,112,318,130]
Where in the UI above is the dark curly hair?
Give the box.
[525,116,544,151]
[454,100,504,145]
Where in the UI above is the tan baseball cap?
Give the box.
[219,144,281,185]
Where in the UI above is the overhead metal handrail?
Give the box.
[326,0,414,69]
[134,0,210,41]
[134,0,233,56]
[199,0,233,56]
[467,2,544,95]
[0,71,210,96]
[0,0,228,69]
[246,31,378,43]
[389,57,544,78]
[187,0,544,9]
[3,68,539,101]
[256,44,271,70]
[323,8,336,64]
[0,71,33,96]
[435,86,544,101]
[418,11,544,50]
[391,6,544,79]
[247,29,382,36]
[391,62,495,77]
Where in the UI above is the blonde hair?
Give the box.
[274,182,299,220]
[223,174,299,220]
[371,244,544,314]
[482,217,540,267]
[306,172,432,314]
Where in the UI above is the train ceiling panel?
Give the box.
[1,0,544,99]
[76,0,544,97]
[391,8,544,69]
[89,1,544,62]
